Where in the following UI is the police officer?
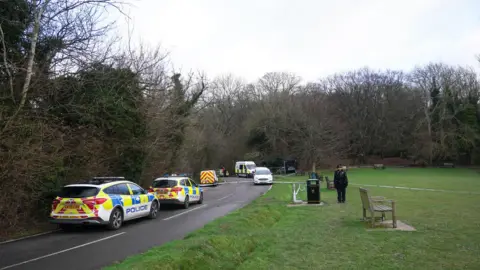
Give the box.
[334,164,348,203]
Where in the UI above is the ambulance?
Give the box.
[235,161,256,178]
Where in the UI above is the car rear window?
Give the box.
[153,180,177,188]
[58,186,100,198]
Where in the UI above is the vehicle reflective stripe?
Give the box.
[131,195,139,205]
[105,194,123,210]
[200,171,215,183]
[51,197,97,218]
[123,195,133,206]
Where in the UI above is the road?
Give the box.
[0,178,270,270]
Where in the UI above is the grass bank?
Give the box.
[106,168,480,270]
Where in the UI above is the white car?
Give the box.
[253,167,273,185]
[49,177,159,230]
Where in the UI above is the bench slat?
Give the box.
[373,205,392,211]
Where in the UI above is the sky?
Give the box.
[112,0,480,82]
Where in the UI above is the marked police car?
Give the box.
[149,175,203,209]
[49,177,159,230]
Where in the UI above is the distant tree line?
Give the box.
[0,0,479,234]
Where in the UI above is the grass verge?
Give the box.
[106,168,480,270]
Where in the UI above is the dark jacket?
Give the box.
[333,170,348,189]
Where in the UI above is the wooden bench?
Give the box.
[325,176,335,190]
[295,170,305,176]
[359,188,397,228]
[373,164,385,169]
[441,162,455,168]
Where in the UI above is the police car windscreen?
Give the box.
[58,187,100,198]
[153,180,177,188]
[255,169,271,175]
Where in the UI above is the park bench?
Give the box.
[295,170,305,176]
[441,162,455,168]
[359,188,397,228]
[373,164,385,169]
[325,176,335,190]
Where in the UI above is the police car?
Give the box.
[49,177,159,230]
[149,175,203,209]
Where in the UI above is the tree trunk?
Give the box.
[1,0,48,133]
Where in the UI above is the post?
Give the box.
[292,183,296,202]
[392,201,397,228]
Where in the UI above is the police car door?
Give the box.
[187,179,199,201]
[115,183,134,221]
[182,178,193,202]
[127,183,149,219]
[178,179,187,202]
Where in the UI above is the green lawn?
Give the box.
[105,168,480,270]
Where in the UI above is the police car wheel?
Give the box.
[183,196,190,209]
[107,208,123,230]
[148,201,159,219]
[198,193,203,204]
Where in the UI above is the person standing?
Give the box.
[334,164,348,203]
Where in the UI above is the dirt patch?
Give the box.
[287,201,326,207]
[365,220,416,232]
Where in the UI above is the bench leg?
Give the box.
[381,212,386,221]
[362,208,366,220]
[392,202,397,228]
[370,211,375,228]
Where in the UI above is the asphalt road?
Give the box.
[0,178,271,270]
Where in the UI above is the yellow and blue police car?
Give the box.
[149,175,203,209]
[49,177,159,230]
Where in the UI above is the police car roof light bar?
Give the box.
[85,176,126,184]
[162,172,190,177]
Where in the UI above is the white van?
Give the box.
[235,161,256,178]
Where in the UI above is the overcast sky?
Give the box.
[115,0,480,82]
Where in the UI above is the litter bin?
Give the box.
[306,179,320,204]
